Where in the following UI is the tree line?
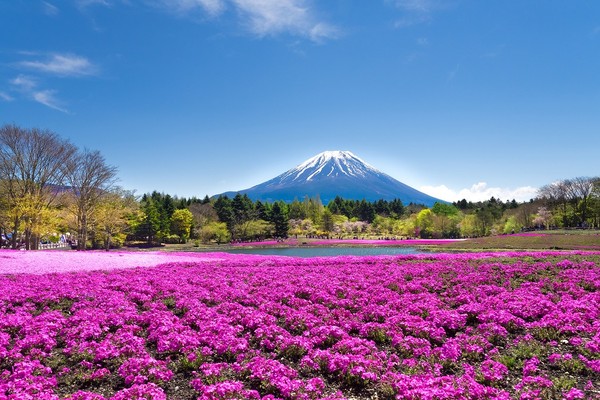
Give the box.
[2,124,599,249]
[0,125,124,250]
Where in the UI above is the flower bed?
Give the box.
[1,251,599,399]
[0,250,227,275]
[310,239,464,246]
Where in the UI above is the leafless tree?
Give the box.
[189,202,218,230]
[65,149,118,250]
[538,177,599,227]
[567,177,596,225]
[0,124,76,249]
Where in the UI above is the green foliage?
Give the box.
[199,221,231,244]
[136,198,162,244]
[270,202,289,238]
[170,208,193,243]
[321,208,334,233]
[416,209,433,238]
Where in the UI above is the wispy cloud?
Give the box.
[10,75,37,91]
[9,74,68,113]
[416,37,428,46]
[393,0,436,13]
[0,91,14,102]
[419,182,538,203]
[75,0,112,8]
[43,1,60,16]
[391,0,446,28]
[153,0,226,16]
[128,0,337,41]
[32,90,68,113]
[19,53,97,77]
[231,0,338,41]
[447,63,459,83]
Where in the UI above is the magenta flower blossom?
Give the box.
[1,250,599,399]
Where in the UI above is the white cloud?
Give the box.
[9,75,68,112]
[152,0,226,16]
[147,0,337,41]
[393,0,436,13]
[43,1,60,16]
[10,75,37,91]
[232,0,337,41]
[391,0,447,28]
[419,182,538,203]
[0,91,14,101]
[76,0,112,7]
[32,90,68,113]
[19,53,97,77]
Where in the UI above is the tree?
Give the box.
[65,149,118,250]
[288,198,307,220]
[532,206,553,230]
[170,208,194,243]
[567,177,596,226]
[270,202,289,238]
[0,125,76,249]
[321,208,334,235]
[137,198,162,245]
[305,195,324,225]
[189,202,218,237]
[214,196,234,231]
[459,214,478,237]
[431,202,459,238]
[389,199,405,218]
[503,216,522,234]
[415,209,433,238]
[199,222,230,244]
[357,199,376,223]
[538,181,570,227]
[95,189,138,250]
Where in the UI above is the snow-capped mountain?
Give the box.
[218,150,445,206]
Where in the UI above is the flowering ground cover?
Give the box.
[442,231,600,252]
[310,239,464,246]
[0,250,226,275]
[1,251,599,399]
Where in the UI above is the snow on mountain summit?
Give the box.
[277,150,381,183]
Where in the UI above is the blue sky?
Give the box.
[1,1,599,203]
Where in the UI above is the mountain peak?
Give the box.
[217,150,446,206]
[281,150,379,183]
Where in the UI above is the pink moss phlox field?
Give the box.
[0,250,230,275]
[509,233,550,238]
[310,239,463,246]
[1,251,599,399]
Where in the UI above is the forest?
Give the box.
[1,125,599,249]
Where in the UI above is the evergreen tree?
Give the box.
[389,199,405,217]
[232,193,254,225]
[255,200,270,221]
[270,201,289,238]
[214,196,234,230]
[138,199,161,244]
[288,198,306,220]
[357,199,376,222]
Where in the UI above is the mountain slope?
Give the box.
[218,151,445,206]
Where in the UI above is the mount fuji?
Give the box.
[218,151,445,206]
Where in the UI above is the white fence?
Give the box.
[38,242,70,250]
